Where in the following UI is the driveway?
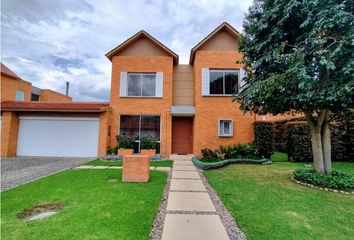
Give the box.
[1,157,91,191]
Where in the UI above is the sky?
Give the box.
[1,0,253,101]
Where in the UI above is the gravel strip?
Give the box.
[199,170,247,240]
[149,171,172,240]
[165,210,218,215]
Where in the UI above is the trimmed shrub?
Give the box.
[254,122,273,158]
[293,169,354,191]
[192,157,272,170]
[286,123,312,162]
[140,136,159,150]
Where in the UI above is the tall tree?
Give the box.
[236,0,354,174]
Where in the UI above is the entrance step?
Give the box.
[169,154,194,161]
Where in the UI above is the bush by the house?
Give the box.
[116,135,135,149]
[293,169,354,191]
[140,136,159,150]
[286,123,313,162]
[201,143,263,161]
[254,122,273,158]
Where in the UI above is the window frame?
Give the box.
[126,73,157,97]
[218,119,233,137]
[15,90,25,101]
[119,115,161,153]
[209,69,239,96]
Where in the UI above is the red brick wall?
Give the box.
[1,112,20,157]
[109,55,173,156]
[193,51,256,157]
[40,89,72,102]
[0,75,32,101]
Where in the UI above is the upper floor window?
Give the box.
[127,73,156,97]
[16,90,24,101]
[202,68,245,96]
[31,93,40,101]
[120,71,163,98]
[209,70,238,95]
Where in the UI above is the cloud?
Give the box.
[1,0,253,101]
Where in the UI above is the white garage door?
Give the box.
[17,117,99,157]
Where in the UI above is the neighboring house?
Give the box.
[0,63,72,102]
[0,22,296,158]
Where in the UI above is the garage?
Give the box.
[17,116,99,157]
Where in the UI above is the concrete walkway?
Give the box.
[161,155,230,240]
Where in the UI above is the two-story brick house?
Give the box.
[104,22,256,157]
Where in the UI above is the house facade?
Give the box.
[105,22,256,157]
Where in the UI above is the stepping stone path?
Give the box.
[161,155,230,240]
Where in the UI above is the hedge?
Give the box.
[272,120,353,162]
[192,157,272,170]
[254,122,273,158]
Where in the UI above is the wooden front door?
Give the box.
[172,117,193,154]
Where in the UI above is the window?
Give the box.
[120,115,160,153]
[127,73,156,97]
[16,90,24,101]
[209,70,238,95]
[31,93,40,101]
[219,120,233,137]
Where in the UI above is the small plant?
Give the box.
[107,146,118,155]
[215,150,226,160]
[293,169,354,191]
[140,136,159,149]
[116,135,135,149]
[201,148,216,159]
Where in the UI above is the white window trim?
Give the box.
[125,72,160,98]
[16,90,25,101]
[208,69,239,96]
[218,119,233,137]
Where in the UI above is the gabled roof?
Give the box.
[1,101,110,112]
[1,63,21,80]
[106,30,179,64]
[189,22,241,64]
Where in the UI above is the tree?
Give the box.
[236,0,354,175]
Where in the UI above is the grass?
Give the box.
[271,151,288,162]
[1,169,167,240]
[204,162,354,240]
[85,159,173,167]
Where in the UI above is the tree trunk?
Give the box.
[309,124,325,174]
[322,117,332,174]
[305,110,331,175]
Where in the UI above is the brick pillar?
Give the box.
[97,110,112,157]
[122,155,150,182]
[1,112,19,157]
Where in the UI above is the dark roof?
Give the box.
[1,63,21,80]
[106,30,179,64]
[189,22,241,64]
[1,101,110,112]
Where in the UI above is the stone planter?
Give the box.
[122,155,150,182]
[118,149,134,156]
[140,149,156,156]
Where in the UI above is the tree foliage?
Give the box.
[237,0,354,115]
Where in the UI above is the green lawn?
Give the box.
[271,151,288,162]
[1,170,167,240]
[85,159,173,167]
[204,162,354,240]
